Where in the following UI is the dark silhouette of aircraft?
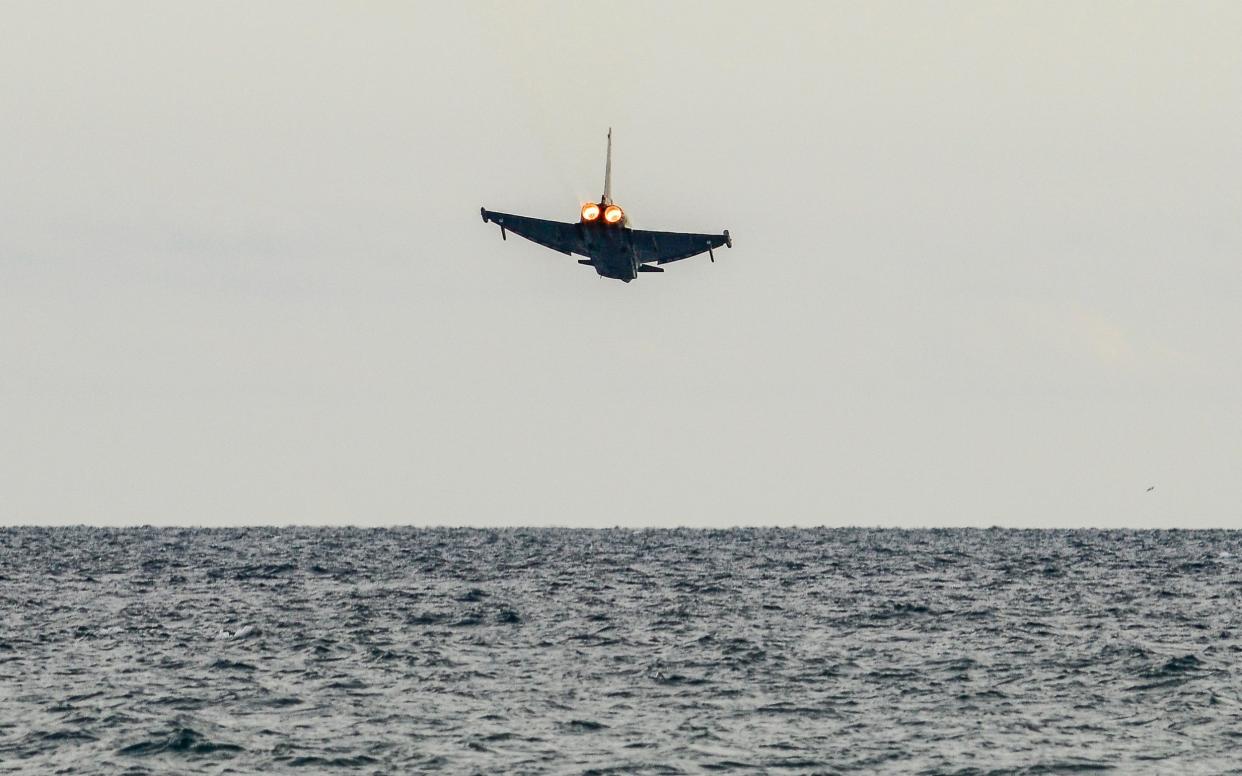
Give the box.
[481,130,732,282]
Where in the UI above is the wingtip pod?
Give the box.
[481,207,490,223]
[724,229,732,248]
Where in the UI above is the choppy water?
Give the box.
[2,528,1241,774]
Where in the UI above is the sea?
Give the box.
[1,527,1240,774]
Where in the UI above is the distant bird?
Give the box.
[1146,486,1156,492]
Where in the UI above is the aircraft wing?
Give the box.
[481,209,583,256]
[629,228,731,265]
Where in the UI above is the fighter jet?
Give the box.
[481,130,732,282]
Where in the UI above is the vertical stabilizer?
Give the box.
[602,128,613,204]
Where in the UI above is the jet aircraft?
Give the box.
[481,130,732,282]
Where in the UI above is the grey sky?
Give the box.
[2,2,1240,527]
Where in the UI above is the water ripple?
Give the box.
[0,527,1240,773]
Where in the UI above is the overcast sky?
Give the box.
[2,2,1240,527]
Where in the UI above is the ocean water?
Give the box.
[1,527,1240,774]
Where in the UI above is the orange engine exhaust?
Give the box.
[581,203,600,221]
[604,204,624,224]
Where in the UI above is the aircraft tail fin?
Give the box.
[602,128,613,204]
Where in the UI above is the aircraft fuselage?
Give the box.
[579,220,638,282]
